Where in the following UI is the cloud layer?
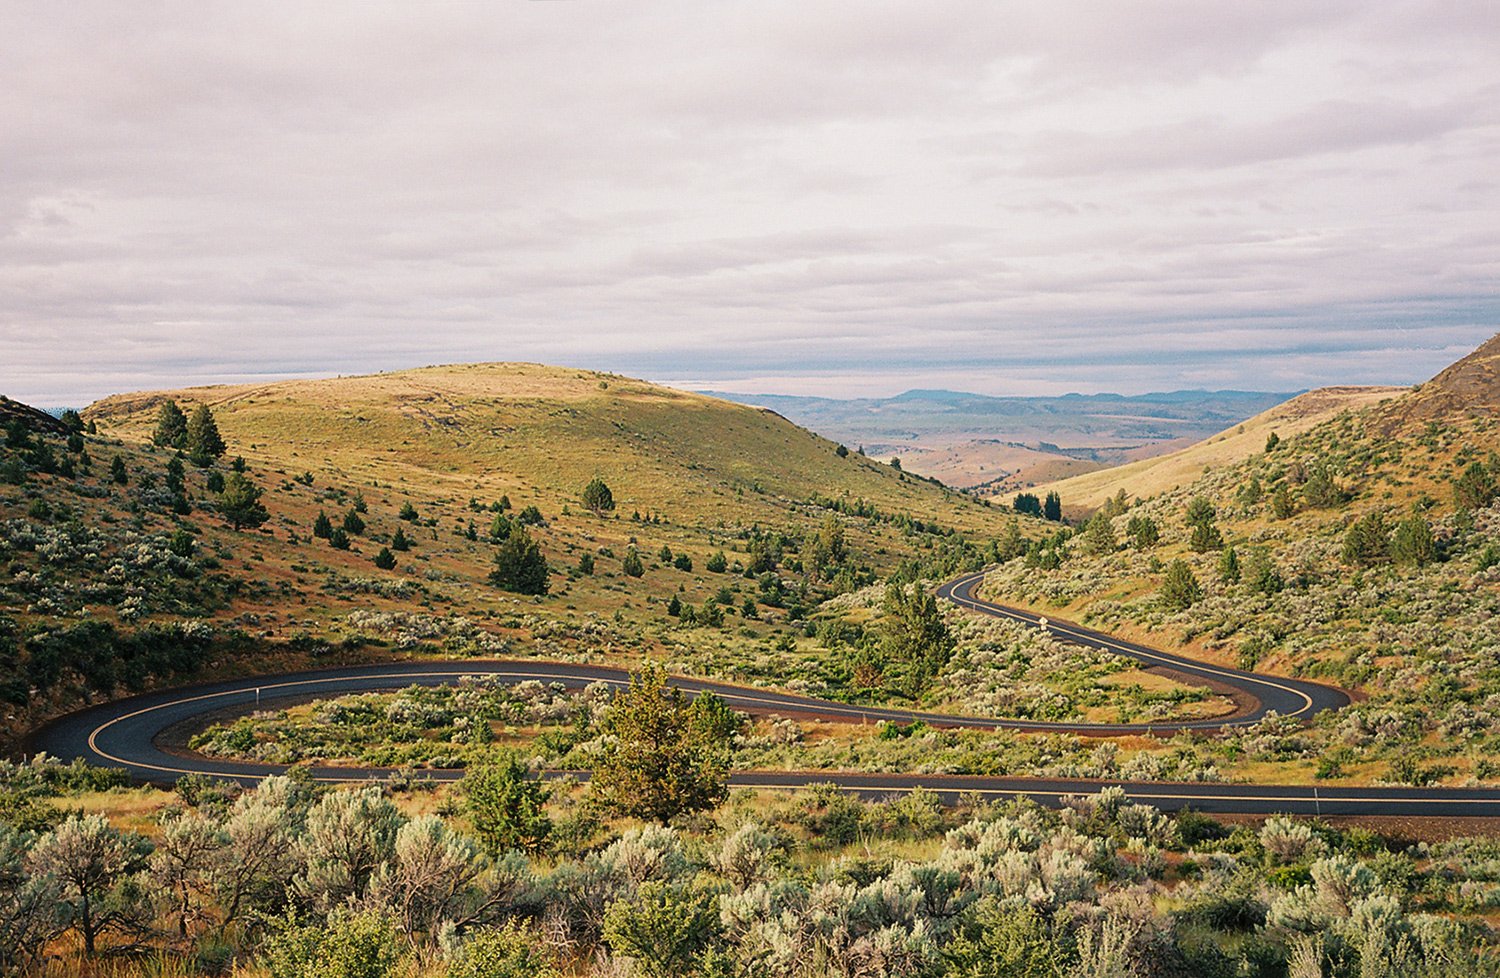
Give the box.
[2,2,1496,403]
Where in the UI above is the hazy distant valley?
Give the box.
[707,388,1295,491]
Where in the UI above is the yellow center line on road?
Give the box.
[945,572,1318,719]
[731,781,1500,806]
[86,668,978,777]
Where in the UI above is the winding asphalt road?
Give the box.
[27,571,1500,817]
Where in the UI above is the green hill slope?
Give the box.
[1026,385,1404,515]
[1,366,1030,744]
[976,333,1500,786]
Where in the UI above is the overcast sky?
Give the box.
[2,3,1497,405]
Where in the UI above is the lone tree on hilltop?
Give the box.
[185,404,226,465]
[589,665,739,823]
[217,471,268,531]
[581,476,615,514]
[152,400,188,449]
[490,526,549,595]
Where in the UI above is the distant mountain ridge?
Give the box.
[701,387,1297,490]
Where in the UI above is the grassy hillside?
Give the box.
[1027,385,1403,514]
[5,366,1079,744]
[86,363,999,534]
[975,334,1500,787]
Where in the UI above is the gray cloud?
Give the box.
[0,1,1496,405]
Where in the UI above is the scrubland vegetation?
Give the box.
[4,753,1500,977]
[984,398,1500,787]
[5,340,1500,973]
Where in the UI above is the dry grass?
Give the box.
[1027,385,1404,513]
[85,362,1005,536]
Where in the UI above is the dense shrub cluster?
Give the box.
[3,773,1497,976]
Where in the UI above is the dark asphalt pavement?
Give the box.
[26,571,1500,817]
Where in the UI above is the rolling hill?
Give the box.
[1,364,1027,744]
[1024,385,1404,515]
[973,333,1500,787]
[86,363,997,534]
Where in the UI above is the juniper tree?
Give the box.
[489,526,549,595]
[1243,547,1284,595]
[1341,513,1390,566]
[1303,462,1345,508]
[589,666,733,822]
[601,880,720,978]
[463,755,552,856]
[1081,511,1117,556]
[622,548,645,578]
[581,476,615,514]
[1454,461,1496,512]
[882,582,955,693]
[1126,515,1159,549]
[373,547,397,570]
[152,400,188,448]
[313,511,333,538]
[1189,520,1224,552]
[185,405,226,465]
[1160,559,1201,610]
[391,527,411,551]
[217,472,269,531]
[1219,546,1241,584]
[1271,486,1295,520]
[1391,514,1435,567]
[1185,497,1223,551]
